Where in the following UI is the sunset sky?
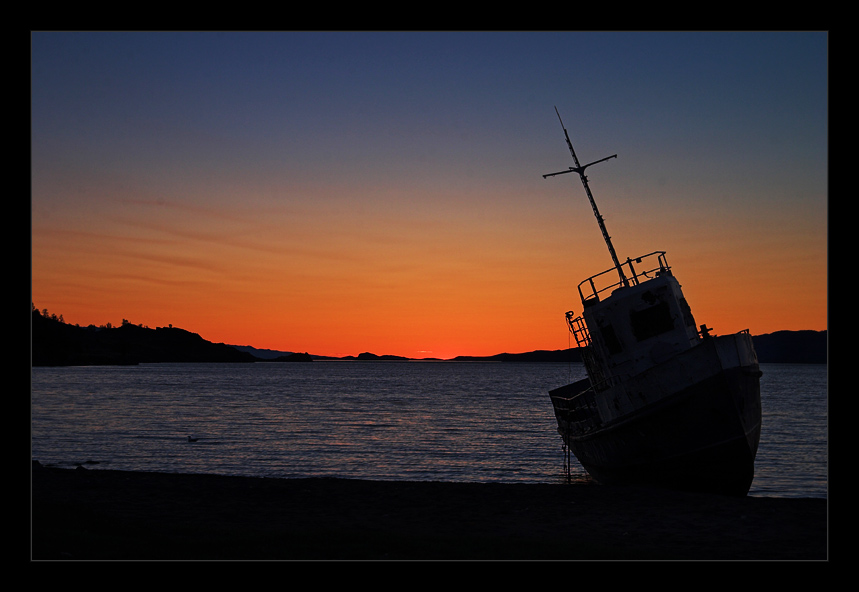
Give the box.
[31,32,827,359]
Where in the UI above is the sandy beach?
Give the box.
[31,463,827,561]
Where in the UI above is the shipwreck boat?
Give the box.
[544,109,762,496]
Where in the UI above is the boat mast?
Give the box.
[543,107,628,289]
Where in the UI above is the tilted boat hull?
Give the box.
[550,333,761,496]
[539,114,762,496]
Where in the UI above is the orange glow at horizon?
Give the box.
[31,33,827,359]
[31,178,826,359]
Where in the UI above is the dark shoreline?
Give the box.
[33,309,827,366]
[31,465,827,560]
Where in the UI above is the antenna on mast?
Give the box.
[543,107,628,288]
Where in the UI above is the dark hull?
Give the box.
[550,337,762,496]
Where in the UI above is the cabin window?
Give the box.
[599,324,623,355]
[630,301,674,341]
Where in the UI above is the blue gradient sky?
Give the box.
[31,31,827,357]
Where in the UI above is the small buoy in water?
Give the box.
[187,436,198,442]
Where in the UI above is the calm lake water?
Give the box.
[31,362,826,498]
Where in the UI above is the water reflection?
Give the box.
[31,362,824,497]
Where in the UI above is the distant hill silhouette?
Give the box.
[449,331,827,364]
[344,352,411,361]
[751,330,827,364]
[451,349,582,363]
[31,309,256,366]
[31,307,826,366]
[231,345,293,359]
[264,352,314,363]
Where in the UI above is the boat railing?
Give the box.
[578,251,671,305]
[566,311,591,348]
[552,380,609,431]
[565,311,611,387]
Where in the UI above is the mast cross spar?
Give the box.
[543,107,628,289]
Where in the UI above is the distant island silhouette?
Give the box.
[31,307,256,366]
[31,306,827,367]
